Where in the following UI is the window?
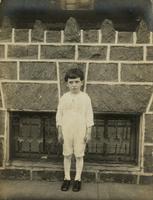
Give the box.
[9,112,61,161]
[85,113,140,165]
[10,112,140,165]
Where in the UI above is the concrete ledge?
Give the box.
[0,180,153,200]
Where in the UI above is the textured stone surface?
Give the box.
[121,64,153,82]
[0,62,17,80]
[101,19,115,43]
[14,29,29,42]
[82,171,96,182]
[2,83,58,110]
[140,176,153,184]
[0,45,5,58]
[0,169,30,180]
[64,17,80,43]
[0,16,12,42]
[31,20,44,42]
[20,62,57,80]
[150,100,153,111]
[86,84,153,112]
[147,47,153,61]
[78,46,107,60]
[83,30,99,43]
[99,173,137,184]
[46,31,61,43]
[59,62,86,95]
[110,46,143,61]
[88,63,118,81]
[41,45,75,59]
[145,114,153,143]
[144,146,153,173]
[0,111,5,136]
[118,32,133,43]
[32,170,64,181]
[0,139,3,166]
[136,20,150,44]
[7,45,38,59]
[0,92,2,108]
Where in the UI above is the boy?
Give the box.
[56,68,94,192]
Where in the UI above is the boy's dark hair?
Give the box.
[64,68,84,82]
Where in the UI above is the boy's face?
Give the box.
[67,78,83,94]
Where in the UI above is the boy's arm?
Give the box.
[56,98,63,144]
[84,96,94,143]
[84,126,93,143]
[57,125,64,144]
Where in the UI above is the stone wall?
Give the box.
[0,17,153,184]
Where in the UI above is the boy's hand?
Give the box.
[84,134,91,144]
[57,126,64,144]
[58,133,64,144]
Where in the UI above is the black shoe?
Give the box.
[72,180,81,192]
[61,180,71,191]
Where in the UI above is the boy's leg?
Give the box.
[72,156,83,192]
[75,156,84,181]
[61,155,72,191]
[64,155,72,180]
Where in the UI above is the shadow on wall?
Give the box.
[0,0,153,31]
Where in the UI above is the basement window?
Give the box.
[9,112,140,165]
[85,113,140,165]
[9,112,62,161]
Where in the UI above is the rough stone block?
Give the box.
[46,31,61,43]
[0,45,5,58]
[118,32,133,43]
[41,45,75,59]
[14,29,29,42]
[0,92,2,108]
[59,62,86,95]
[88,63,118,81]
[110,46,143,61]
[136,20,150,44]
[150,101,153,112]
[2,83,58,110]
[0,16,12,42]
[101,19,115,43]
[99,173,137,184]
[64,17,80,43]
[78,46,107,60]
[32,170,64,181]
[31,20,44,42]
[0,139,3,166]
[147,47,153,61]
[20,62,57,80]
[0,111,5,136]
[145,114,153,143]
[0,169,30,180]
[140,175,153,184]
[86,84,153,113]
[83,30,99,43]
[7,45,38,59]
[121,63,153,82]
[0,62,17,80]
[144,146,153,173]
[82,171,96,182]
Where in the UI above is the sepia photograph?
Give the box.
[0,0,153,199]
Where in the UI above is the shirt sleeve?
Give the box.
[56,97,63,127]
[86,95,94,128]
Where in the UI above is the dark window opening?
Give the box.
[10,112,140,165]
[85,113,140,165]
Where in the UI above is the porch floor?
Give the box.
[0,180,153,200]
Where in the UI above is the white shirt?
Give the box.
[56,91,94,138]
